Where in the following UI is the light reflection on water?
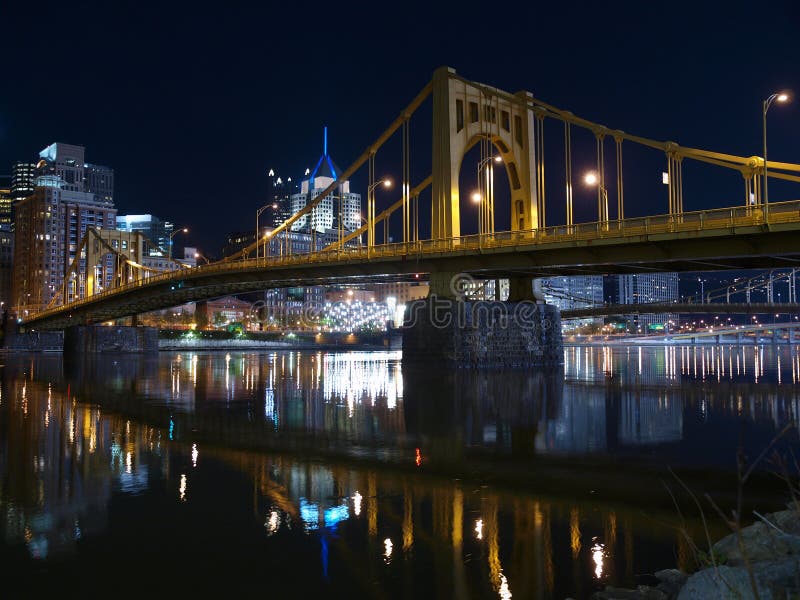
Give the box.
[0,345,798,598]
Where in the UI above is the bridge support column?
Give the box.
[402,273,562,369]
[64,325,158,354]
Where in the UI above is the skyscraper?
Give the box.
[267,171,293,228]
[117,214,174,256]
[11,162,36,202]
[11,143,116,314]
[290,127,361,234]
[617,273,679,331]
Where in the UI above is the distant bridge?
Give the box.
[562,302,800,319]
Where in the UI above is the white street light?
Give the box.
[476,155,502,236]
[583,171,609,225]
[367,178,392,249]
[168,227,188,262]
[762,91,791,213]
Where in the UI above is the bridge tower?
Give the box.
[431,66,538,239]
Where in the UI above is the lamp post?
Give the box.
[168,227,188,262]
[194,252,210,265]
[256,203,278,261]
[583,171,609,228]
[367,179,392,249]
[762,92,790,215]
[477,155,502,236]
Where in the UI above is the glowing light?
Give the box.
[179,474,187,501]
[475,518,483,540]
[471,191,482,203]
[498,573,512,599]
[777,93,790,103]
[592,541,605,579]
[415,448,422,467]
[584,171,598,186]
[266,510,279,535]
[191,443,198,467]
[384,538,393,560]
[353,491,363,516]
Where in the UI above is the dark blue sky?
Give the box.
[2,1,798,256]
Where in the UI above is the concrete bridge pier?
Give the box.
[64,325,158,354]
[401,273,563,369]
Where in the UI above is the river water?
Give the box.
[1,345,798,599]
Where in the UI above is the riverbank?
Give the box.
[589,502,800,599]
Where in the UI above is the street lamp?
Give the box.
[194,252,210,265]
[168,227,188,262]
[762,92,790,213]
[256,203,278,261]
[477,155,502,236]
[583,171,609,226]
[367,179,392,249]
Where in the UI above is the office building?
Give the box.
[267,171,294,227]
[542,275,604,329]
[0,223,12,309]
[117,214,174,256]
[0,188,12,224]
[11,162,36,202]
[11,143,116,314]
[290,127,361,233]
[617,273,679,332]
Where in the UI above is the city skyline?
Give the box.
[2,1,797,254]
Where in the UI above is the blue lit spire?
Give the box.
[308,125,341,184]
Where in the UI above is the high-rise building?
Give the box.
[617,273,679,332]
[0,222,13,309]
[35,142,114,203]
[85,163,114,204]
[267,171,293,228]
[0,188,12,224]
[290,127,361,233]
[11,144,116,315]
[35,143,86,192]
[11,162,36,202]
[117,214,173,256]
[542,275,604,329]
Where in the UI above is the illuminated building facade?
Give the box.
[617,273,679,331]
[117,214,174,256]
[542,275,604,328]
[290,127,361,234]
[11,143,116,315]
[11,161,36,201]
[0,188,11,224]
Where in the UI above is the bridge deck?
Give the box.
[21,200,800,330]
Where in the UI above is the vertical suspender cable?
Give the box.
[615,137,624,221]
[536,114,546,228]
[367,152,375,252]
[564,121,573,227]
[402,118,410,243]
[596,134,607,222]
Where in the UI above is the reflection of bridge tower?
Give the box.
[431,66,538,239]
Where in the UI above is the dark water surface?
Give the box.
[1,345,798,599]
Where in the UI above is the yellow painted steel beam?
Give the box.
[224,81,434,263]
[324,175,433,251]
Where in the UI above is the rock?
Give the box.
[677,557,800,599]
[591,585,669,599]
[654,568,688,597]
[712,519,800,566]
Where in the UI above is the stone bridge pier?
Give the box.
[401,272,563,369]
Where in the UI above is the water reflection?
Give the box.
[1,346,798,598]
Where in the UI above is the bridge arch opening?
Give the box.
[457,137,514,234]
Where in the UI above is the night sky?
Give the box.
[2,1,799,258]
